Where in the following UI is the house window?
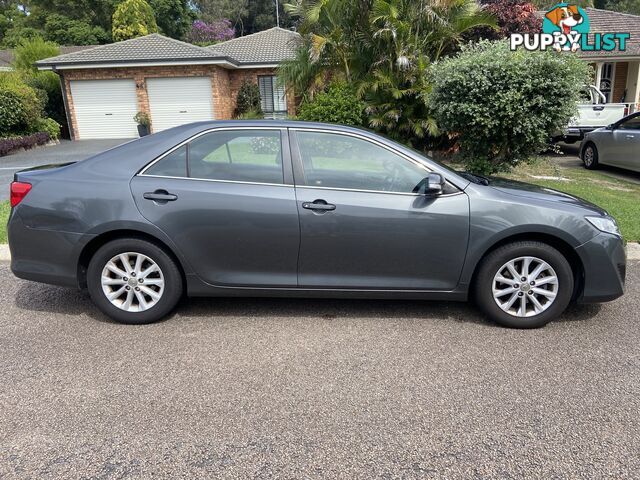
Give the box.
[258,76,287,119]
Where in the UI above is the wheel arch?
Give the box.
[468,232,585,301]
[77,229,187,290]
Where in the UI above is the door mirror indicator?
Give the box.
[413,173,445,196]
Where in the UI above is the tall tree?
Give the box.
[112,0,158,41]
[195,0,292,35]
[281,0,496,144]
[148,0,194,40]
[605,0,640,14]
[194,0,249,33]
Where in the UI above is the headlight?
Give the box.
[585,216,621,237]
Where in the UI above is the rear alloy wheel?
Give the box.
[87,238,182,324]
[474,241,574,328]
[582,143,599,170]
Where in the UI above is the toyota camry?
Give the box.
[8,121,626,328]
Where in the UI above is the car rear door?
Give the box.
[290,128,470,291]
[610,114,640,171]
[130,127,300,288]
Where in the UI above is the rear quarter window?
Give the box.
[144,145,187,177]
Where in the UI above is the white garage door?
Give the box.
[146,77,214,132]
[70,79,138,139]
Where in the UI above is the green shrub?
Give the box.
[235,80,263,118]
[0,90,27,136]
[298,83,364,126]
[26,72,65,128]
[35,118,61,140]
[13,37,60,73]
[134,111,151,126]
[430,40,591,174]
[0,75,45,136]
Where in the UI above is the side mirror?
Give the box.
[413,173,445,196]
[607,123,616,130]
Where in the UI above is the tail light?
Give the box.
[10,181,32,207]
[624,106,629,116]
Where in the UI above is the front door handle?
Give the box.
[143,190,178,202]
[302,200,336,211]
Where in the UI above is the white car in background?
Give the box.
[560,85,634,144]
[580,112,640,173]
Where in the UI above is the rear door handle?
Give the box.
[143,190,178,202]
[626,135,636,139]
[302,200,336,211]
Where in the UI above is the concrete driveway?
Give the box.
[1,260,638,478]
[0,139,133,200]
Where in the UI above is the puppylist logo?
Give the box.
[510,3,630,53]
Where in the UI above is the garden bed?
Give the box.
[0,132,51,157]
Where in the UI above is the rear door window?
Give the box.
[143,129,284,184]
[188,130,283,184]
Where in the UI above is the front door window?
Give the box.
[295,131,428,193]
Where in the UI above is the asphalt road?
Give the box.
[0,139,133,200]
[1,262,639,478]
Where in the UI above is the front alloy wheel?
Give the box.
[492,256,559,317]
[475,241,574,328]
[582,143,599,169]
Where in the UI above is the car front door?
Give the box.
[130,127,300,287]
[610,114,640,171]
[291,129,470,291]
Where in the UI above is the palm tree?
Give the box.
[280,0,496,144]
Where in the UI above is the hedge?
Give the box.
[0,132,50,157]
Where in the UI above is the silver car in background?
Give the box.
[580,112,640,172]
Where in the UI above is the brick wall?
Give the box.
[612,62,628,103]
[62,65,295,139]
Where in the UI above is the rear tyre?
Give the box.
[474,241,574,329]
[582,143,599,170]
[87,238,183,324]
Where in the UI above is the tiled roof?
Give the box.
[35,28,301,69]
[36,34,224,67]
[1,45,95,69]
[578,8,640,57]
[208,27,301,64]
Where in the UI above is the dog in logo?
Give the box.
[545,5,584,52]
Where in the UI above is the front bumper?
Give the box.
[575,232,626,303]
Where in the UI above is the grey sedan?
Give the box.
[580,112,640,172]
[8,121,626,328]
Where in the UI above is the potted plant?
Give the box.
[134,112,151,137]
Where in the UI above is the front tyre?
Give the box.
[582,143,599,169]
[474,241,574,328]
[87,238,183,324]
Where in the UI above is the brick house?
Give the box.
[36,28,300,140]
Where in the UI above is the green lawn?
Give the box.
[0,201,9,243]
[499,158,640,242]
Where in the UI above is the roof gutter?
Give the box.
[577,54,640,62]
